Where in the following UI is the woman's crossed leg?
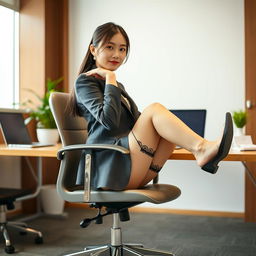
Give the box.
[126,103,220,189]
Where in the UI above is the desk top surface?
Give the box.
[0,144,255,161]
[0,144,62,157]
[169,148,256,162]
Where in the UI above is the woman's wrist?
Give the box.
[106,72,118,87]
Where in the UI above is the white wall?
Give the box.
[69,0,245,212]
[0,157,21,187]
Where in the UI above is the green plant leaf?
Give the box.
[232,110,247,128]
[21,76,63,128]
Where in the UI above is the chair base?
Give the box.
[64,212,175,256]
[0,221,43,254]
[64,244,175,256]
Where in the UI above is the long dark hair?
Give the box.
[69,22,130,116]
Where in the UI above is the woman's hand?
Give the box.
[85,68,117,86]
[85,67,109,79]
[85,68,117,87]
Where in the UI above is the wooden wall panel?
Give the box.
[45,0,69,91]
[19,0,68,213]
[245,0,256,222]
[62,0,69,92]
[19,0,45,103]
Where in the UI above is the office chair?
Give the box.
[0,188,43,254]
[50,92,181,256]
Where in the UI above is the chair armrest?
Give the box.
[57,143,130,202]
[57,143,130,160]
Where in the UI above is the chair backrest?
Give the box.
[49,92,87,188]
[49,92,87,146]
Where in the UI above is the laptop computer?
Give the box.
[170,109,207,139]
[0,111,54,148]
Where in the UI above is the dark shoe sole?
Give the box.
[201,112,233,174]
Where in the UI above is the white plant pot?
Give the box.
[36,128,59,144]
[40,184,64,214]
[235,127,245,136]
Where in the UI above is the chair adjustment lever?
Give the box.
[80,208,112,228]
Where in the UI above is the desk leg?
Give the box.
[242,162,256,222]
[36,157,43,216]
[17,157,43,221]
[18,157,67,222]
[242,162,256,187]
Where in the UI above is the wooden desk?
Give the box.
[170,148,256,222]
[170,148,256,162]
[170,149,256,187]
[1,145,256,221]
[0,144,61,157]
[0,144,62,220]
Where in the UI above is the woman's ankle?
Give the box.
[191,138,205,156]
[193,139,218,167]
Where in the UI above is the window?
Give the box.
[0,4,19,108]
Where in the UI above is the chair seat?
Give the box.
[0,188,31,204]
[64,184,181,204]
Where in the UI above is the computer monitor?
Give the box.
[0,110,53,147]
[170,109,207,137]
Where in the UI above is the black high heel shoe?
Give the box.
[201,112,233,174]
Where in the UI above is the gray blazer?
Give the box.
[75,74,140,190]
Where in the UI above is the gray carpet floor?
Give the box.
[0,207,256,256]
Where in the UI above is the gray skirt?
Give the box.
[76,136,131,191]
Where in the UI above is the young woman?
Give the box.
[69,22,233,191]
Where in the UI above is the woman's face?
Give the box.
[90,32,127,71]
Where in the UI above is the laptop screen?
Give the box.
[0,112,32,144]
[170,109,206,137]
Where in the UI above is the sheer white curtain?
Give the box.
[0,1,19,108]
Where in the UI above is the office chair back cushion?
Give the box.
[49,92,87,146]
[50,92,88,188]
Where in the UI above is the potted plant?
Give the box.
[24,77,63,144]
[232,110,247,136]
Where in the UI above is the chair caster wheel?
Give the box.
[35,236,43,244]
[5,245,15,254]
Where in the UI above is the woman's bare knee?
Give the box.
[144,102,165,113]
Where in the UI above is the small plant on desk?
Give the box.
[21,77,63,144]
[232,110,247,136]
